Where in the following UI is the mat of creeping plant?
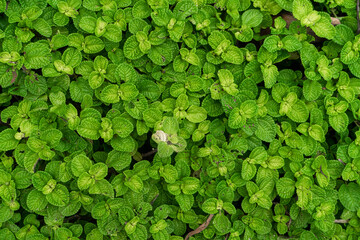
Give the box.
[1,0,360,239]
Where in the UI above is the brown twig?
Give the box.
[184,214,214,240]
[287,217,292,230]
[141,149,158,158]
[65,214,81,223]
[150,194,159,205]
[334,219,349,224]
[319,166,328,178]
[32,158,40,172]
[11,70,17,84]
[357,0,360,34]
[337,158,346,166]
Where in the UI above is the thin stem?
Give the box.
[150,194,159,205]
[11,70,17,84]
[32,158,40,172]
[337,158,346,166]
[141,149,158,158]
[287,217,292,230]
[334,219,349,224]
[65,214,81,223]
[184,214,214,240]
[357,0,360,34]
[320,166,328,178]
[331,8,338,18]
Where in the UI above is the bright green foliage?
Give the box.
[0,0,360,239]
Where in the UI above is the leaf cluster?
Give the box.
[1,0,360,239]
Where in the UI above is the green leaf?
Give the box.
[148,41,176,66]
[83,0,102,11]
[111,136,136,152]
[186,106,207,123]
[0,129,19,151]
[159,164,178,183]
[88,179,114,198]
[104,24,122,42]
[100,84,120,103]
[228,108,246,129]
[46,184,69,207]
[222,46,244,65]
[240,100,258,119]
[112,117,134,138]
[175,193,194,211]
[339,183,360,211]
[116,63,138,83]
[333,25,355,45]
[84,36,104,54]
[79,16,96,33]
[329,113,348,133]
[341,42,359,65]
[263,35,281,52]
[255,116,276,142]
[174,0,198,20]
[27,189,47,211]
[125,175,143,193]
[24,42,51,69]
[308,124,325,142]
[0,204,13,223]
[276,178,295,198]
[213,214,231,234]
[33,18,52,37]
[181,177,200,195]
[71,154,92,177]
[282,35,302,52]
[89,163,108,180]
[124,35,144,60]
[202,198,218,214]
[292,0,313,20]
[242,161,257,180]
[300,231,318,240]
[262,65,279,89]
[242,9,263,28]
[235,26,253,42]
[287,100,309,123]
[303,79,322,101]
[91,201,110,220]
[107,150,132,172]
[77,117,101,140]
[62,47,82,68]
[311,16,336,40]
[119,83,139,101]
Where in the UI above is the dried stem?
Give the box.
[11,70,17,84]
[184,214,214,240]
[287,217,292,230]
[150,194,159,205]
[334,219,349,224]
[357,0,360,34]
[32,158,40,172]
[141,148,158,158]
[337,158,346,166]
[65,214,81,223]
[319,166,328,178]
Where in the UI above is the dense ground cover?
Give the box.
[1,0,360,239]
